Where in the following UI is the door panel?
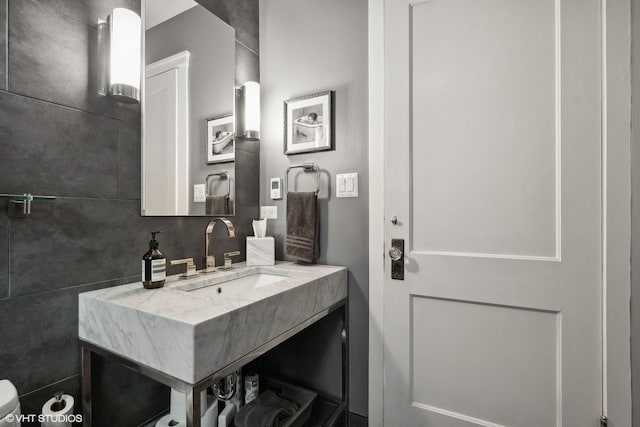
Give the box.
[411,297,558,427]
[384,0,602,425]
[144,69,178,215]
[411,0,557,258]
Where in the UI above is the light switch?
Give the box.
[336,173,358,198]
[194,184,206,202]
[346,177,354,192]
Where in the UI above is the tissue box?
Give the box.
[246,237,275,266]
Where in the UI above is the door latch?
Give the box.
[389,239,404,280]
[600,415,608,427]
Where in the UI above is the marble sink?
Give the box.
[78,262,347,384]
[174,271,290,297]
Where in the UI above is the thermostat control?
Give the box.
[270,178,282,200]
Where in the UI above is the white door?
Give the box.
[143,52,190,216]
[383,0,602,426]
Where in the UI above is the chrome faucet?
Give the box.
[204,218,236,273]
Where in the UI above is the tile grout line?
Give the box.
[137,409,169,427]
[19,374,79,398]
[9,275,141,301]
[236,38,259,57]
[0,88,136,124]
[4,0,7,92]
[7,208,10,298]
[117,121,121,199]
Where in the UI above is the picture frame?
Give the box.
[206,114,235,164]
[284,90,335,155]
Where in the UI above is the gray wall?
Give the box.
[633,0,640,422]
[146,6,237,216]
[0,0,258,425]
[259,0,369,417]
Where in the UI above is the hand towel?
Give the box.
[206,195,230,215]
[286,191,319,263]
[234,390,299,427]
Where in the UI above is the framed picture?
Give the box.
[206,114,235,164]
[284,91,334,155]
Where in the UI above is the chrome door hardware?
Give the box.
[389,239,404,280]
[390,215,398,225]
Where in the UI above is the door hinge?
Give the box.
[600,415,608,427]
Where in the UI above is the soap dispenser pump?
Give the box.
[142,231,166,289]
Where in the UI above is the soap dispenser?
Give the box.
[142,231,166,289]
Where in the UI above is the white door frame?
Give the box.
[367,0,632,425]
[142,50,191,215]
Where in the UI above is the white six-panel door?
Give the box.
[383,0,603,425]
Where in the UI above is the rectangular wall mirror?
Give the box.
[142,0,236,216]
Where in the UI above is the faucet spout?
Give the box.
[204,218,236,273]
[206,217,236,238]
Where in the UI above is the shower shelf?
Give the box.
[0,193,56,217]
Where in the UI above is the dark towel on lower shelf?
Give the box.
[206,195,230,215]
[286,191,319,263]
[234,390,299,427]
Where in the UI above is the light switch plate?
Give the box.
[194,184,206,202]
[261,205,277,219]
[336,173,358,198]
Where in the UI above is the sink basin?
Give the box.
[79,262,348,383]
[185,273,288,298]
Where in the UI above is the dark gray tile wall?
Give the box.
[0,0,6,91]
[0,91,119,199]
[8,0,139,122]
[0,202,8,300]
[349,412,368,427]
[0,0,259,425]
[117,121,142,200]
[235,41,260,85]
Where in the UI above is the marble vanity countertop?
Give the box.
[78,262,347,384]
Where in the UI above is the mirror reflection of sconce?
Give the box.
[97,8,142,104]
[237,81,260,140]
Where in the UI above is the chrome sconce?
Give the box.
[98,8,142,104]
[236,81,260,140]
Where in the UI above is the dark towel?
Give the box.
[234,390,299,427]
[286,192,319,263]
[206,195,230,215]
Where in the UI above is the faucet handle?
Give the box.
[202,255,217,274]
[220,251,241,270]
[170,258,198,278]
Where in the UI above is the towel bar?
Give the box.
[285,163,320,195]
[205,171,231,198]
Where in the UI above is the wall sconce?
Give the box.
[98,8,142,104]
[237,81,260,140]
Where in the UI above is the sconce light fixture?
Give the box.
[98,8,142,104]
[237,81,260,140]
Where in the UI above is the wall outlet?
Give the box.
[261,206,277,219]
[194,184,206,202]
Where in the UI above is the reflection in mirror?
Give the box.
[142,0,236,216]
